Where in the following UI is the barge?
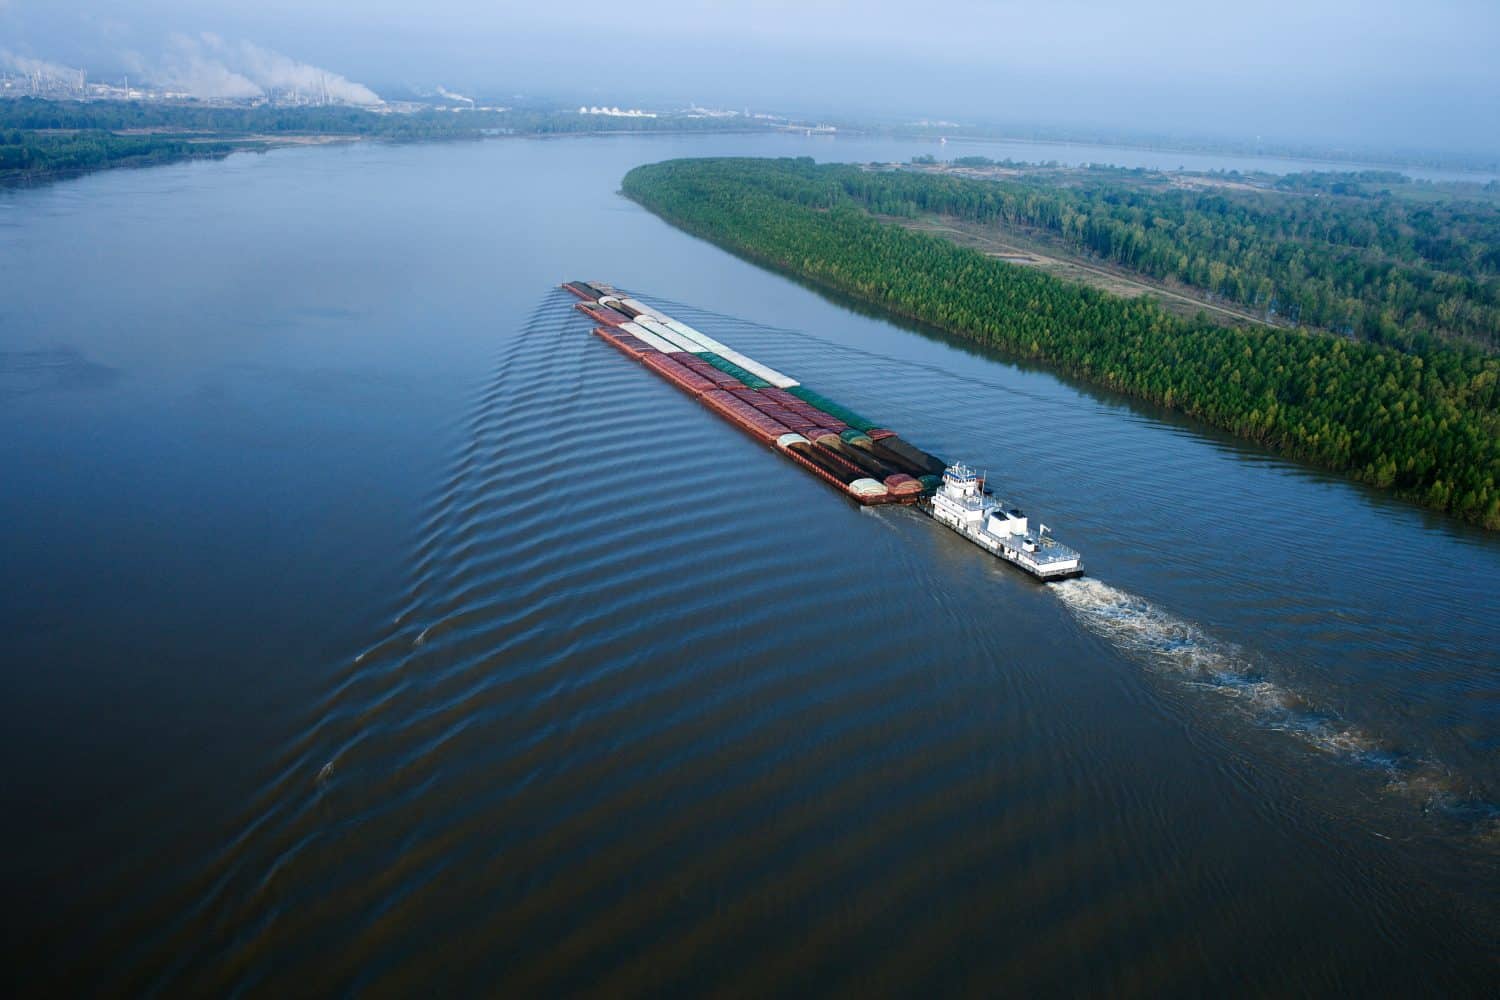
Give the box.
[561,280,1084,580]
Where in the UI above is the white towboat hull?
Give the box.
[924,463,1084,581]
[925,501,1083,580]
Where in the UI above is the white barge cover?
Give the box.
[607,292,802,389]
[615,297,672,322]
[618,321,682,354]
[631,317,710,354]
[651,314,800,389]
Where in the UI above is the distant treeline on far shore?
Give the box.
[0,99,772,183]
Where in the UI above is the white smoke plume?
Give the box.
[436,86,474,106]
[226,37,382,106]
[146,35,260,99]
[0,50,86,91]
[143,33,381,106]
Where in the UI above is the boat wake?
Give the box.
[645,293,1499,841]
[1050,577,1496,830]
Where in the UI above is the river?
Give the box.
[1,133,1496,993]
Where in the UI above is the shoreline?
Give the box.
[620,160,1500,531]
[7,118,1495,191]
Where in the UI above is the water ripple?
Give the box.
[98,286,1497,994]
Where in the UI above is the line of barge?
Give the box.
[561,279,1084,580]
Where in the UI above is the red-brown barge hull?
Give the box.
[586,324,915,506]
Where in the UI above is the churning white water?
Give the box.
[1049,577,1462,800]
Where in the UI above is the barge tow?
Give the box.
[561,280,1085,581]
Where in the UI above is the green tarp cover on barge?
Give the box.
[694,352,773,389]
[787,386,878,432]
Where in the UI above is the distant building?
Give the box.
[577,105,657,118]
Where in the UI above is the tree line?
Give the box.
[860,161,1500,352]
[622,157,1500,528]
[0,98,763,138]
[0,99,770,183]
[0,129,240,178]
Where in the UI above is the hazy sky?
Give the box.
[3,0,1497,155]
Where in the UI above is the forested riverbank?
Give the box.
[622,157,1500,527]
[884,160,1500,352]
[0,129,247,181]
[0,99,771,184]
